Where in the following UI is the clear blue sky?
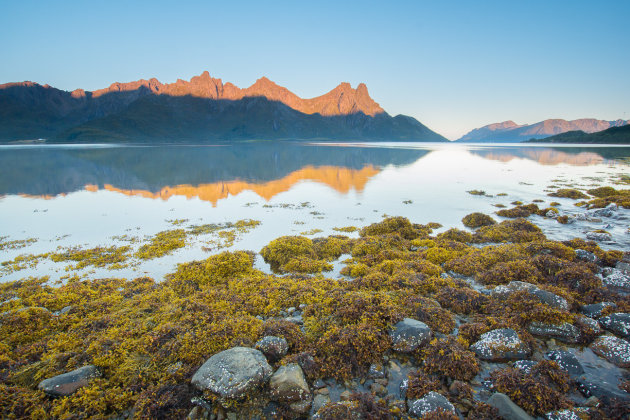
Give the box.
[1,0,629,139]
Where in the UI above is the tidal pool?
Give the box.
[1,141,629,283]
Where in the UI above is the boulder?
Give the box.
[470,328,530,361]
[598,313,630,337]
[575,316,601,337]
[390,318,432,353]
[487,392,533,420]
[545,350,584,376]
[601,269,630,293]
[586,231,612,242]
[577,377,630,405]
[528,322,580,343]
[407,391,455,418]
[590,336,630,368]
[574,249,598,264]
[268,363,310,402]
[581,302,616,319]
[545,409,589,420]
[312,394,331,413]
[37,365,101,397]
[255,336,289,362]
[513,360,536,373]
[491,281,568,311]
[191,347,272,398]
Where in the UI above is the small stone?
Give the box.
[513,360,536,373]
[590,335,630,367]
[375,378,388,386]
[368,363,385,379]
[583,396,599,407]
[340,390,352,401]
[286,307,296,314]
[312,394,331,412]
[37,365,101,397]
[313,379,326,389]
[407,391,455,417]
[470,328,530,361]
[255,336,289,362]
[288,399,311,414]
[316,387,329,395]
[586,231,612,242]
[269,363,310,402]
[598,313,630,337]
[390,318,432,353]
[487,392,534,420]
[545,409,584,420]
[370,383,387,396]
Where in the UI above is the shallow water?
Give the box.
[1,141,630,283]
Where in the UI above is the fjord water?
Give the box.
[1,142,629,283]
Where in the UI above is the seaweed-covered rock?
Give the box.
[601,269,630,293]
[470,328,530,361]
[191,347,272,398]
[528,322,580,343]
[255,336,289,362]
[37,365,101,397]
[487,392,534,420]
[513,360,537,373]
[491,281,568,311]
[581,302,617,319]
[574,249,598,264]
[312,394,331,413]
[390,318,432,353]
[598,313,630,338]
[269,363,310,403]
[586,231,612,242]
[407,391,455,417]
[590,336,630,368]
[545,409,589,420]
[545,351,584,376]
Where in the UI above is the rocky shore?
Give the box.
[1,202,630,418]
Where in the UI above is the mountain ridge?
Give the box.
[457,118,628,142]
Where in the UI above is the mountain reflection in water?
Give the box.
[1,142,629,205]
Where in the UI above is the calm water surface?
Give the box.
[1,142,629,283]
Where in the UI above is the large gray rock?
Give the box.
[601,269,630,293]
[491,281,568,311]
[528,321,580,343]
[581,302,616,319]
[191,347,272,398]
[390,318,432,353]
[545,350,584,376]
[268,363,310,402]
[37,365,101,397]
[255,336,289,362]
[312,393,331,413]
[598,313,630,337]
[577,377,630,406]
[487,392,533,420]
[470,328,530,361]
[590,336,630,368]
[545,409,589,420]
[407,391,455,417]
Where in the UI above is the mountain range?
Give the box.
[0,72,446,143]
[528,124,630,144]
[457,118,628,142]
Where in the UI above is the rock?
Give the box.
[390,318,432,353]
[545,350,584,376]
[187,406,211,420]
[283,315,303,325]
[577,376,630,405]
[255,336,288,362]
[288,399,311,414]
[370,382,387,396]
[575,249,598,264]
[368,363,385,379]
[312,394,331,413]
[316,387,329,395]
[470,328,530,361]
[583,396,599,407]
[545,409,587,420]
[513,360,536,373]
[575,316,601,338]
[340,390,352,401]
[528,321,580,343]
[590,335,630,367]
[586,231,612,242]
[487,392,534,420]
[269,363,310,402]
[491,281,568,311]
[581,302,617,319]
[313,401,362,420]
[313,379,326,389]
[407,391,455,417]
[191,347,272,399]
[37,365,101,397]
[598,313,630,337]
[601,269,630,293]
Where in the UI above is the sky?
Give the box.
[1,0,629,140]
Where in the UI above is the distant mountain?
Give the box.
[457,118,628,142]
[0,72,446,143]
[527,124,630,144]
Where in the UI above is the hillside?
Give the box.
[527,124,630,144]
